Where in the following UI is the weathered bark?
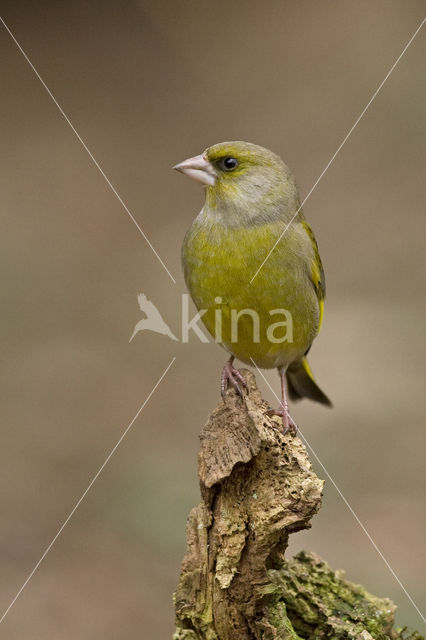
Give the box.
[173,370,423,640]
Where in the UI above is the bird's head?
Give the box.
[174,141,299,225]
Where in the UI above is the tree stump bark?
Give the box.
[173,370,423,640]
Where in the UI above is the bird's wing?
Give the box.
[136,293,178,340]
[137,293,148,313]
[301,221,325,330]
[137,293,162,321]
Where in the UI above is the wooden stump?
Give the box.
[173,370,423,640]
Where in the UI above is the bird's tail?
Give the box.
[286,357,332,407]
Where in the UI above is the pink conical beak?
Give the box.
[173,153,217,186]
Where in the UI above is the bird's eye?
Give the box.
[218,156,239,172]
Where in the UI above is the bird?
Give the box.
[129,293,178,343]
[175,141,331,434]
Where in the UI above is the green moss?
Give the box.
[265,600,302,639]
[266,551,422,640]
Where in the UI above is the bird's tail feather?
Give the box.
[286,358,332,407]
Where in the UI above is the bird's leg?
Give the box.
[221,356,247,399]
[267,367,298,435]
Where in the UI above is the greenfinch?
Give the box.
[175,141,331,433]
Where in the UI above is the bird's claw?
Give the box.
[266,405,298,436]
[221,360,248,400]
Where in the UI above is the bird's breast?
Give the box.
[182,216,319,368]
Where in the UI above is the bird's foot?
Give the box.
[221,360,248,399]
[266,404,298,436]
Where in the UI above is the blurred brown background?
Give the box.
[0,1,425,637]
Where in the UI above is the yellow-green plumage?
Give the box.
[179,141,331,408]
